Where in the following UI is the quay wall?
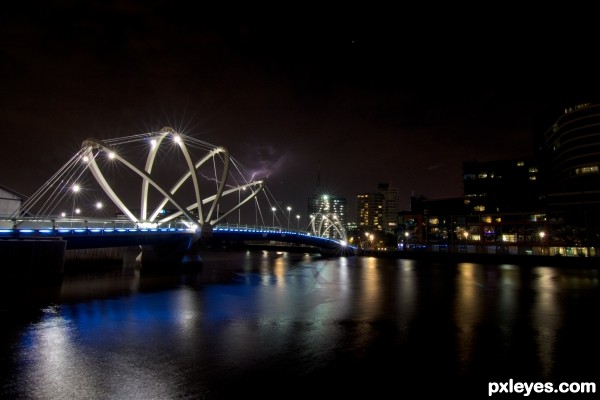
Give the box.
[0,239,66,281]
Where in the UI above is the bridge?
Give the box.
[1,127,355,275]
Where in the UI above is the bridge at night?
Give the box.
[1,127,355,275]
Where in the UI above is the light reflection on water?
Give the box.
[1,251,599,398]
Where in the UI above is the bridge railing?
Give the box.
[0,222,351,246]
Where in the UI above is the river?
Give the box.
[1,250,599,398]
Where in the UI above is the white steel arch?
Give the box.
[80,128,264,229]
[309,212,347,242]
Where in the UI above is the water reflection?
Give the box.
[1,252,599,398]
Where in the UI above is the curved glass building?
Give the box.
[543,102,600,247]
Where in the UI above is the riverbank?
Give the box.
[358,249,600,268]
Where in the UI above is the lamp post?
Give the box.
[539,231,546,255]
[71,184,80,228]
[296,214,300,230]
[287,206,291,230]
[272,207,276,228]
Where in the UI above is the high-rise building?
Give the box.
[357,183,399,234]
[357,193,383,232]
[379,183,399,233]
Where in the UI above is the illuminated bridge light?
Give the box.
[103,229,114,233]
[0,229,12,233]
[19,229,35,233]
[58,229,71,233]
[39,229,54,233]
[74,229,86,233]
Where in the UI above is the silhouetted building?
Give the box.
[0,185,25,218]
[542,102,600,247]
[463,157,543,214]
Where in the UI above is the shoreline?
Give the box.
[357,249,600,268]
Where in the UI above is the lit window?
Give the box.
[529,176,537,180]
[502,234,517,243]
[474,205,485,212]
[575,165,599,175]
[478,173,488,179]
[517,161,524,167]
[482,216,492,223]
[528,167,538,173]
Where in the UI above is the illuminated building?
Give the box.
[357,183,399,234]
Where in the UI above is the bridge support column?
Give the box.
[136,238,202,271]
[122,246,143,271]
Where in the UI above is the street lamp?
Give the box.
[539,231,546,255]
[71,184,80,227]
[287,206,292,230]
[296,214,300,230]
[272,207,276,227]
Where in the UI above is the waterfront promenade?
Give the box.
[358,248,600,268]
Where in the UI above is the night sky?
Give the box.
[2,2,600,221]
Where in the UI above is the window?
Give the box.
[502,234,517,243]
[575,165,599,175]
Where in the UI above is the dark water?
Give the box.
[1,251,599,399]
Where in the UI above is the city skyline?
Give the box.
[2,2,600,221]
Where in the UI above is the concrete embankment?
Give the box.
[0,239,67,282]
